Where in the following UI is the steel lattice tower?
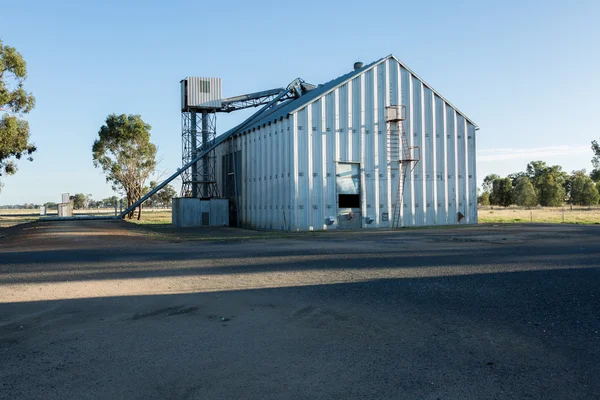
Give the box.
[180,110,219,198]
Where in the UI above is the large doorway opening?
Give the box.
[336,163,362,229]
[222,150,241,226]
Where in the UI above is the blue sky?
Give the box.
[1,0,599,204]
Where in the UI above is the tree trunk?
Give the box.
[137,203,142,220]
[127,196,134,219]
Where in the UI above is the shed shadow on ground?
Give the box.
[1,238,599,285]
[1,268,599,400]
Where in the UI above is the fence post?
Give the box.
[530,210,533,223]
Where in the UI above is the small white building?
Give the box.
[213,54,478,231]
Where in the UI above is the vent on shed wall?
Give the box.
[197,80,210,93]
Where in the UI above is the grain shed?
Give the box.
[210,55,477,230]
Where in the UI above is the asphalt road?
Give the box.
[1,221,599,399]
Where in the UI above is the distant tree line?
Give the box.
[480,163,599,208]
[64,186,176,210]
[0,203,41,209]
[144,181,177,209]
[1,184,176,211]
[479,141,600,208]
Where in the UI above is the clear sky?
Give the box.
[1,0,599,204]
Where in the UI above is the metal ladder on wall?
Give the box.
[387,127,400,165]
[391,130,418,228]
[386,105,420,228]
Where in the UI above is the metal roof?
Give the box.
[234,57,385,135]
[220,54,477,140]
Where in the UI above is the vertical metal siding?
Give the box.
[434,95,447,224]
[363,71,374,227]
[246,132,253,226]
[423,87,435,225]
[240,134,246,226]
[255,128,260,227]
[467,122,477,223]
[338,84,348,162]
[255,129,260,229]
[325,92,336,227]
[445,104,457,224]
[311,100,324,230]
[272,123,279,229]
[261,126,267,228]
[400,67,414,226]
[295,108,309,230]
[244,133,250,226]
[431,92,439,224]
[260,127,265,228]
[376,62,388,227]
[312,100,323,230]
[284,118,292,230]
[320,99,328,228]
[356,75,365,225]
[456,113,469,223]
[334,90,340,163]
[411,76,424,226]
[351,78,361,163]
[264,126,272,229]
[257,127,262,227]
[278,121,286,230]
[250,129,257,226]
[256,128,262,228]
[263,127,271,229]
[263,126,269,228]
[290,113,298,230]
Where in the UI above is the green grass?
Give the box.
[126,207,600,230]
[478,206,600,224]
[127,210,172,225]
[6,206,599,230]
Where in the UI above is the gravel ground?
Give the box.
[1,220,599,399]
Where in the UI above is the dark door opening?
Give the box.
[338,194,360,208]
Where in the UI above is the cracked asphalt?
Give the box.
[0,220,599,399]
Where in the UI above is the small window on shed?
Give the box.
[338,194,360,208]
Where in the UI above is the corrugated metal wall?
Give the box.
[215,57,477,230]
[215,118,295,230]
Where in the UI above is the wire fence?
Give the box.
[3,206,599,229]
[478,206,600,225]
